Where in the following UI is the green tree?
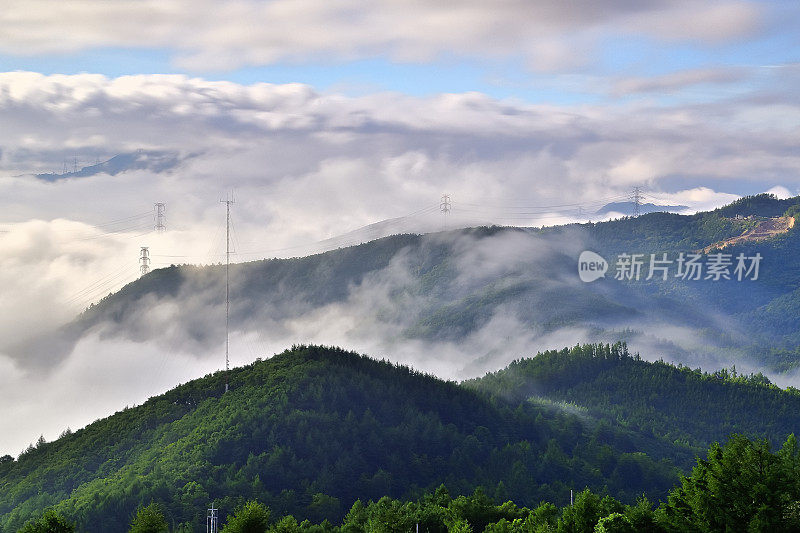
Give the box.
[306,493,341,524]
[340,500,367,533]
[222,500,271,533]
[364,497,413,533]
[594,513,634,533]
[659,434,800,531]
[129,503,169,533]
[528,502,559,531]
[557,490,623,533]
[269,516,304,533]
[18,510,75,533]
[445,518,472,533]
[622,497,662,532]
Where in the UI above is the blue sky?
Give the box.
[1,0,797,105]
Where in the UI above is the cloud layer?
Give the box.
[0,1,764,72]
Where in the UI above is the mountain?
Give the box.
[466,344,800,451]
[595,201,688,216]
[0,345,682,532]
[26,193,800,378]
[34,150,186,181]
[5,343,800,531]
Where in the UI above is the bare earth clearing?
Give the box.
[702,216,795,253]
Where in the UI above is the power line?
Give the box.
[456,193,630,210]
[67,267,141,311]
[153,204,441,262]
[63,263,134,305]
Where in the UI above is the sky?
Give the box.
[0,0,799,455]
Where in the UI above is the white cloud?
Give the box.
[625,1,761,43]
[0,0,767,72]
[613,67,749,96]
[766,185,794,199]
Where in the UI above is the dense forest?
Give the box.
[466,343,800,450]
[14,433,800,532]
[4,344,800,531]
[0,345,680,531]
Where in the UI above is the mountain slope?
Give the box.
[0,345,681,532]
[14,193,800,383]
[36,194,800,374]
[466,344,800,450]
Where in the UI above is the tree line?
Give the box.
[14,433,800,532]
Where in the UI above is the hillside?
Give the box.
[467,344,800,450]
[6,344,800,531]
[701,215,794,253]
[23,193,800,378]
[0,345,684,532]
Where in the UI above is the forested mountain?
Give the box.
[22,431,800,533]
[0,345,683,532]
[26,193,800,377]
[467,344,800,451]
[5,343,800,531]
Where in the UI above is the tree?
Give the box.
[364,497,413,533]
[129,503,169,533]
[529,502,559,531]
[18,510,75,533]
[659,434,800,531]
[622,497,661,532]
[222,500,271,533]
[594,513,634,533]
[270,516,304,533]
[557,490,623,533]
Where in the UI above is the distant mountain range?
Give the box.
[595,201,688,216]
[35,150,186,181]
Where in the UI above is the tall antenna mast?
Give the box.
[220,197,235,393]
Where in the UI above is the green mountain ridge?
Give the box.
[0,344,680,532]
[466,344,800,451]
[4,343,800,531]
